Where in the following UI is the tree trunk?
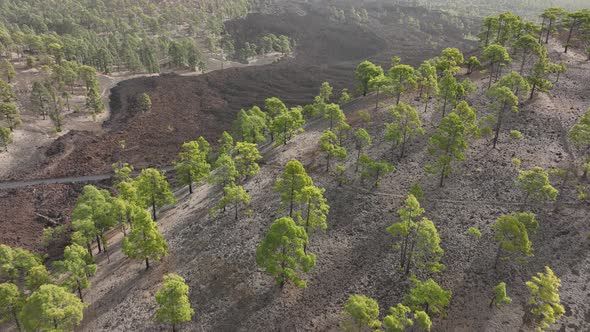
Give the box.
[77,279,84,302]
[565,22,575,53]
[492,104,506,148]
[188,173,193,194]
[87,242,93,257]
[494,245,502,270]
[11,306,21,332]
[400,235,408,268]
[235,203,238,221]
[152,196,157,221]
[355,149,361,172]
[289,173,295,217]
[326,153,330,172]
[529,83,537,100]
[375,88,380,110]
[145,257,150,270]
[538,19,545,43]
[172,323,176,332]
[545,20,552,44]
[439,164,446,187]
[96,235,102,253]
[484,25,491,47]
[488,62,495,89]
[396,91,401,105]
[304,201,312,254]
[520,51,527,75]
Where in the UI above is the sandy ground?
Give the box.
[73,38,590,332]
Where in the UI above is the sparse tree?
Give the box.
[388,64,417,105]
[435,48,464,76]
[358,154,395,187]
[210,153,238,193]
[71,185,114,254]
[465,56,481,75]
[426,113,468,187]
[122,209,168,270]
[218,131,234,156]
[385,102,424,160]
[319,129,347,172]
[54,244,96,302]
[30,81,51,120]
[483,44,512,89]
[271,106,305,145]
[516,167,558,201]
[255,217,316,288]
[355,61,383,96]
[174,141,210,194]
[0,59,15,83]
[233,142,262,180]
[297,185,329,252]
[137,93,152,113]
[0,282,23,331]
[490,282,512,308]
[339,294,381,332]
[20,284,86,332]
[493,212,538,268]
[213,183,251,220]
[155,274,194,332]
[0,127,13,151]
[275,160,313,217]
[526,266,565,331]
[319,81,333,104]
[417,60,438,113]
[382,303,414,332]
[368,74,391,110]
[486,85,519,148]
[405,277,451,317]
[134,168,176,221]
[353,128,371,172]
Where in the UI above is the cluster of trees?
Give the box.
[233,33,294,63]
[0,0,259,74]
[256,159,329,288]
[328,5,369,25]
[339,264,563,331]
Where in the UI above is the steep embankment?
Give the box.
[80,39,590,331]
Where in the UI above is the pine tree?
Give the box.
[435,48,464,76]
[339,294,382,331]
[275,160,313,217]
[483,44,512,89]
[426,113,468,187]
[30,81,51,120]
[353,128,371,172]
[368,74,391,110]
[526,266,565,331]
[358,154,395,187]
[355,61,383,96]
[417,60,438,113]
[212,183,251,220]
[255,217,316,288]
[319,129,347,172]
[174,141,210,194]
[71,185,114,254]
[0,282,23,331]
[387,194,444,276]
[122,209,168,270]
[233,142,262,180]
[54,244,96,302]
[297,185,329,253]
[485,85,519,148]
[0,59,15,83]
[385,102,424,160]
[218,131,234,156]
[405,277,451,317]
[493,212,538,268]
[490,282,512,308]
[155,273,194,332]
[437,72,459,117]
[323,103,346,131]
[271,106,304,145]
[465,56,481,75]
[134,168,176,220]
[516,167,558,201]
[382,303,414,332]
[0,126,13,152]
[137,93,152,112]
[20,284,86,332]
[389,64,417,105]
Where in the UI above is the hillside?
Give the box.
[76,37,590,332]
[1,1,590,332]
